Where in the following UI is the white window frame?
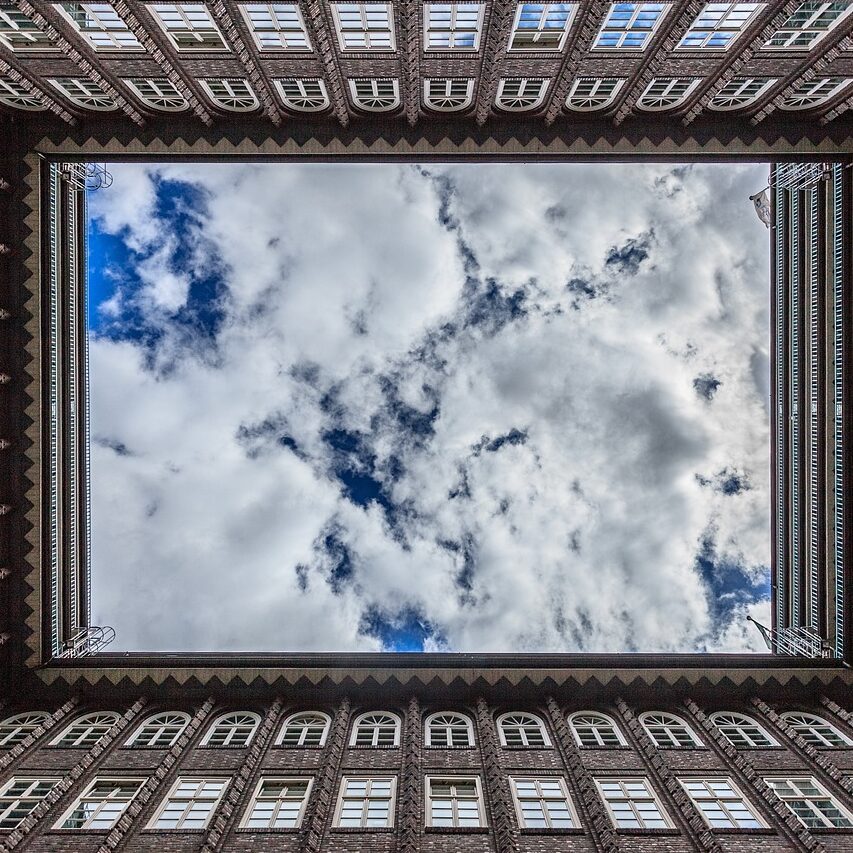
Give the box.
[676,2,764,50]
[708,712,779,748]
[147,3,229,51]
[679,777,767,829]
[276,711,331,747]
[423,78,475,111]
[239,3,312,50]
[274,78,330,111]
[496,712,552,747]
[331,3,395,51]
[0,7,54,50]
[593,2,670,50]
[0,778,61,830]
[333,776,397,828]
[239,776,313,829]
[495,78,550,111]
[424,711,475,747]
[637,77,701,110]
[708,76,776,109]
[48,77,117,110]
[124,77,188,111]
[199,78,260,111]
[348,78,400,112]
[125,711,190,747]
[779,77,852,110]
[780,712,853,747]
[53,3,143,50]
[146,777,229,829]
[639,712,703,748]
[565,77,625,110]
[568,712,628,747]
[201,711,261,747]
[596,777,674,829]
[425,775,486,828]
[0,712,51,746]
[349,711,401,746]
[508,2,577,51]
[51,711,121,747]
[764,776,853,828]
[423,2,484,50]
[763,1,853,50]
[53,777,146,830]
[509,776,578,829]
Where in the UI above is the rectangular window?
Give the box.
[333,776,396,828]
[764,777,853,828]
[677,2,763,49]
[0,6,53,49]
[239,3,311,49]
[597,778,673,829]
[55,778,146,830]
[148,777,229,829]
[510,777,577,828]
[424,2,483,49]
[509,2,576,50]
[241,777,312,829]
[680,778,765,828]
[331,3,395,50]
[54,3,142,49]
[593,2,668,49]
[426,776,485,827]
[763,1,853,48]
[0,778,60,829]
[147,3,228,50]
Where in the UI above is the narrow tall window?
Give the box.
[497,712,551,746]
[763,1,853,49]
[148,778,228,829]
[147,4,228,50]
[637,77,700,109]
[780,712,852,746]
[239,3,311,49]
[495,78,549,110]
[0,779,60,829]
[597,778,673,829]
[677,2,763,49]
[125,78,187,110]
[568,712,627,747]
[0,712,50,746]
[331,3,395,50]
[565,77,624,110]
[426,777,485,827]
[709,76,775,108]
[200,79,259,111]
[510,777,577,828]
[241,778,313,828]
[350,711,401,746]
[202,712,261,746]
[425,712,475,746]
[640,712,702,747]
[51,712,120,747]
[424,3,483,49]
[593,3,668,49]
[709,712,778,748]
[423,79,475,111]
[54,4,142,50]
[349,79,400,111]
[764,777,853,828]
[274,78,330,111]
[508,3,576,50]
[126,711,190,746]
[0,6,53,50]
[333,777,396,827]
[277,712,331,746]
[680,778,765,828]
[55,778,146,830]
[779,77,851,109]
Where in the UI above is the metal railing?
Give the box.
[772,162,832,192]
[748,617,833,658]
[58,625,116,658]
[58,162,113,192]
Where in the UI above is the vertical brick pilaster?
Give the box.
[398,694,423,853]
[0,696,79,772]
[301,0,350,126]
[399,0,421,126]
[474,0,515,125]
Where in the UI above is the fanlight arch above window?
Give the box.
[274,78,330,111]
[0,79,46,110]
[779,77,851,110]
[709,712,778,748]
[51,712,121,747]
[639,712,703,748]
[709,77,776,110]
[637,77,700,110]
[780,712,852,747]
[277,712,332,747]
[126,712,190,747]
[125,78,188,111]
[567,712,627,747]
[201,712,261,747]
[497,712,551,747]
[349,78,400,111]
[350,712,401,747]
[0,712,51,747]
[423,78,474,111]
[496,77,549,110]
[200,78,259,111]
[425,712,475,747]
[48,77,116,110]
[565,77,624,110]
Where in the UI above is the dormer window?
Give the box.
[240,3,311,50]
[508,3,576,50]
[274,78,330,111]
[331,3,395,50]
[496,78,549,110]
[565,77,624,110]
[677,3,763,49]
[349,78,400,111]
[593,3,669,49]
[54,3,142,50]
[709,76,775,108]
[48,77,116,110]
[779,76,851,109]
[636,77,700,109]
[423,78,475,110]
[424,2,483,49]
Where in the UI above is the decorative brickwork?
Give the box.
[0,696,78,772]
[399,0,421,126]
[302,0,350,125]
[820,695,853,727]
[0,57,75,124]
[398,694,423,853]
[474,0,515,125]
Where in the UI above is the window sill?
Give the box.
[500,745,554,751]
[808,828,853,834]
[330,826,394,833]
[709,828,776,835]
[615,828,681,835]
[346,744,400,750]
[236,827,301,833]
[519,827,586,835]
[425,826,489,834]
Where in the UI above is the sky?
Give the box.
[86,161,772,653]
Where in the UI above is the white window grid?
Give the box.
[54,3,142,50]
[0,778,60,830]
[276,712,331,746]
[708,76,775,108]
[54,778,146,830]
[426,776,485,827]
[637,76,700,109]
[496,77,550,110]
[51,711,120,746]
[763,1,853,49]
[424,712,475,746]
[597,778,673,829]
[679,778,766,828]
[239,3,311,50]
[568,712,627,747]
[565,77,624,109]
[764,777,853,828]
[423,78,475,111]
[593,3,669,49]
[677,2,763,49]
[240,777,313,828]
[508,3,576,50]
[350,711,401,745]
[510,776,577,829]
[125,711,190,746]
[125,78,187,110]
[779,76,851,109]
[709,712,778,748]
[331,3,395,50]
[0,712,50,746]
[148,777,229,829]
[202,712,261,746]
[147,4,228,50]
[274,78,330,110]
[424,3,483,49]
[49,76,117,110]
[349,78,400,111]
[639,712,703,748]
[200,78,260,110]
[497,712,551,747]
[780,712,853,747]
[333,776,396,828]
[0,6,54,50]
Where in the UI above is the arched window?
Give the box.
[274,78,329,112]
[496,78,549,111]
[637,77,700,110]
[639,712,702,748]
[565,77,624,111]
[425,712,475,747]
[277,712,331,747]
[709,712,778,748]
[0,712,50,747]
[349,78,400,111]
[709,77,775,110]
[497,713,551,747]
[125,78,188,111]
[0,79,47,110]
[423,78,474,111]
[201,712,261,747]
[350,712,401,747]
[779,77,851,110]
[51,712,120,747]
[568,712,626,747]
[780,712,852,747]
[48,77,116,110]
[200,78,259,111]
[126,712,190,747]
